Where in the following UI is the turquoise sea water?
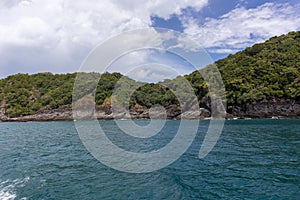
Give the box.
[0,119,299,199]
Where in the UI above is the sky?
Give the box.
[0,0,299,80]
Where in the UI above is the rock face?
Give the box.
[231,98,300,118]
[2,107,74,122]
[0,100,7,121]
[1,97,299,122]
[0,104,212,122]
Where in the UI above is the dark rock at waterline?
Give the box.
[230,98,300,118]
[0,105,211,122]
[1,98,299,122]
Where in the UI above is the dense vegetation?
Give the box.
[216,31,300,111]
[0,73,75,117]
[187,31,300,111]
[0,31,299,117]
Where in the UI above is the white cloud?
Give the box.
[182,2,300,53]
[2,1,298,78]
[126,64,179,83]
[0,0,208,78]
[146,0,208,19]
[109,50,152,72]
[107,48,197,81]
[110,0,208,20]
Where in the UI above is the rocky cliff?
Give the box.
[0,105,212,122]
[231,98,300,118]
[1,97,299,122]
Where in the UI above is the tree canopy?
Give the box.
[0,31,299,117]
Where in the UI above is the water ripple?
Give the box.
[0,119,299,199]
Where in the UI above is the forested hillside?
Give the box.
[0,72,129,117]
[0,31,299,118]
[186,31,300,112]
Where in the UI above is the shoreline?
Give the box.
[1,114,299,122]
[1,99,299,122]
[1,117,299,123]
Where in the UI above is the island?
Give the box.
[0,31,299,121]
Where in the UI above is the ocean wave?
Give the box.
[0,177,30,200]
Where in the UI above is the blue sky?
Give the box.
[0,0,299,80]
[151,0,300,60]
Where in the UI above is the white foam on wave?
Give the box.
[0,177,30,200]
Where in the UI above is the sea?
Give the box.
[0,119,299,199]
